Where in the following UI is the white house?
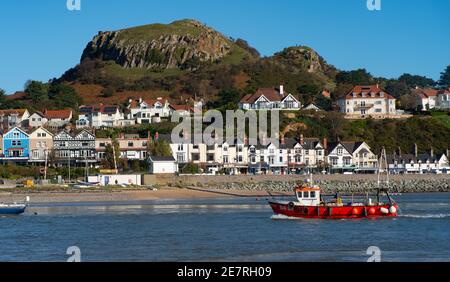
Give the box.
[436,88,450,110]
[412,87,438,111]
[128,97,171,124]
[327,141,374,172]
[337,85,397,118]
[0,109,30,131]
[148,156,178,174]
[77,104,124,128]
[388,145,449,174]
[239,85,301,110]
[28,112,48,128]
[302,104,321,111]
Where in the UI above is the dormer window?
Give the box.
[380,92,384,97]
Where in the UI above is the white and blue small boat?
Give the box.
[0,196,29,215]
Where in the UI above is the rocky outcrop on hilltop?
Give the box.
[81,19,233,70]
[273,46,335,74]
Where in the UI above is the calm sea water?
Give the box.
[1,193,449,262]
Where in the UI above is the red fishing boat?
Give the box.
[268,184,398,219]
[269,147,398,219]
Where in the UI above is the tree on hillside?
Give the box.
[322,112,345,141]
[385,80,411,99]
[398,73,435,88]
[438,65,450,89]
[25,80,49,104]
[147,139,173,157]
[48,83,83,109]
[335,69,373,85]
[0,88,5,104]
[102,86,116,98]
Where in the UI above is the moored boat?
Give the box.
[0,196,30,215]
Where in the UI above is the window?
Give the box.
[268,156,274,164]
[303,191,309,198]
[297,192,302,198]
[238,146,242,153]
[223,146,228,152]
[279,156,283,162]
[128,142,134,147]
[337,148,343,155]
[223,155,229,163]
[99,143,106,147]
[192,153,200,161]
[178,144,184,151]
[310,191,316,198]
[238,156,243,162]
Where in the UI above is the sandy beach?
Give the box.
[0,187,285,204]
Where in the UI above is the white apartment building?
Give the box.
[387,147,449,174]
[337,85,396,118]
[77,104,124,128]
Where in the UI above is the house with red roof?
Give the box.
[337,85,397,118]
[412,87,438,111]
[239,85,301,110]
[44,109,73,129]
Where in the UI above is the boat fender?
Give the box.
[352,208,359,215]
[368,207,376,215]
[288,202,295,210]
[389,205,397,214]
[380,207,389,214]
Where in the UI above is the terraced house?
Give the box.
[327,141,378,173]
[28,127,53,163]
[0,127,29,162]
[53,130,96,166]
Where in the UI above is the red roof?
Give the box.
[344,85,394,100]
[0,109,28,117]
[240,87,286,103]
[129,98,165,108]
[413,88,438,98]
[437,88,450,95]
[170,104,193,112]
[44,109,72,119]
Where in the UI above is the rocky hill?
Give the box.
[81,19,248,71]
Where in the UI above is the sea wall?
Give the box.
[162,174,450,194]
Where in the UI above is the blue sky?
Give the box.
[0,0,449,93]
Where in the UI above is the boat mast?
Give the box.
[377,147,389,186]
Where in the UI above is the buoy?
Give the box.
[389,206,397,214]
[380,207,389,214]
[368,207,376,215]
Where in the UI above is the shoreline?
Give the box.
[1,186,449,204]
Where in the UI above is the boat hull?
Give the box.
[269,201,398,219]
[0,205,27,215]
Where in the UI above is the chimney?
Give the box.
[414,143,418,157]
[323,138,328,150]
[279,85,284,96]
[430,147,434,158]
[300,134,304,145]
